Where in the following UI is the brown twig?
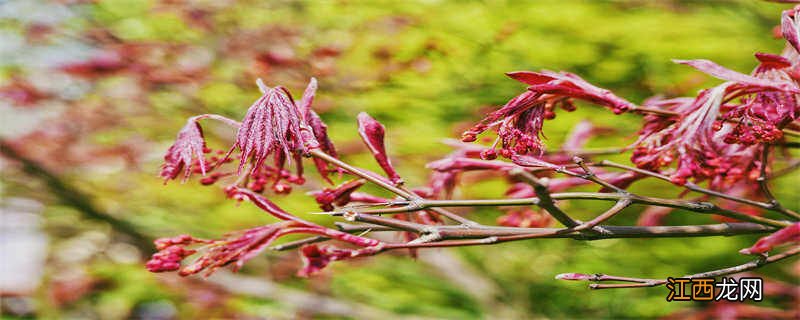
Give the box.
[511,169,579,227]
[757,145,800,219]
[597,160,800,221]
[309,149,477,225]
[587,246,800,289]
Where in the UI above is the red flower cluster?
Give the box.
[146,188,383,276]
[632,82,752,186]
[461,71,634,159]
[311,179,366,211]
[298,244,383,277]
[629,8,800,188]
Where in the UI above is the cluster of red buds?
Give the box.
[147,188,384,276]
[461,70,635,160]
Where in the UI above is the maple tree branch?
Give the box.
[597,160,800,221]
[587,245,800,289]
[325,193,789,228]
[629,105,800,137]
[511,169,579,227]
[757,145,800,220]
[308,149,477,225]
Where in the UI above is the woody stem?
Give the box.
[589,245,800,289]
[331,193,790,228]
[597,160,800,221]
[308,149,477,225]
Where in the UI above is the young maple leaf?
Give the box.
[357,112,404,185]
[740,222,799,255]
[160,114,240,183]
[160,116,208,182]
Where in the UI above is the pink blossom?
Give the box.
[739,222,800,255]
[310,179,366,211]
[146,245,197,273]
[720,54,798,145]
[673,59,798,93]
[632,45,800,187]
[461,71,634,159]
[176,222,294,276]
[230,79,342,191]
[674,57,799,145]
[357,112,404,185]
[507,71,635,114]
[154,234,201,250]
[632,83,762,187]
[145,194,384,276]
[462,90,547,157]
[298,244,382,277]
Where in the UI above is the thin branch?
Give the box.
[598,160,800,220]
[783,128,800,137]
[309,149,477,225]
[271,236,329,251]
[512,169,579,227]
[757,145,800,220]
[309,149,412,199]
[554,147,626,157]
[340,211,775,240]
[588,245,800,289]
[771,159,800,178]
[629,105,800,137]
[573,156,627,193]
[573,199,632,232]
[279,213,776,256]
[327,193,790,228]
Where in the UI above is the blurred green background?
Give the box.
[0,0,797,319]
